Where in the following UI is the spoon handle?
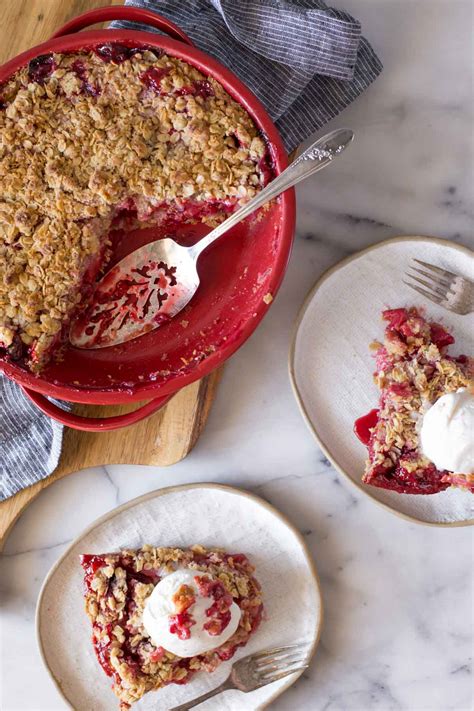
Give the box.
[189,127,354,259]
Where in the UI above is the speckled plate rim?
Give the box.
[35,482,323,710]
[289,235,474,529]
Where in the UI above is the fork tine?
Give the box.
[413,259,456,279]
[251,644,308,662]
[410,266,452,288]
[255,648,308,664]
[256,649,308,667]
[406,273,447,297]
[403,280,443,304]
[256,665,309,686]
[256,655,308,673]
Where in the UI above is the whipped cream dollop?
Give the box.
[142,569,241,658]
[420,388,474,474]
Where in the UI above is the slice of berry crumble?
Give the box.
[80,544,263,709]
[354,307,473,494]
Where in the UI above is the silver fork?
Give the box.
[404,259,474,315]
[168,643,310,711]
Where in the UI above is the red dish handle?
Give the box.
[21,387,173,432]
[51,5,194,46]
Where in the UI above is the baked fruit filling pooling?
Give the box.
[355,307,474,494]
[80,545,263,709]
[0,44,273,372]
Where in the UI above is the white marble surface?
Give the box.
[1,1,473,710]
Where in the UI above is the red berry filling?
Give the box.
[430,322,455,349]
[94,44,143,64]
[71,59,100,97]
[195,575,233,636]
[94,44,162,64]
[80,554,107,593]
[382,307,409,330]
[353,408,379,446]
[169,611,195,640]
[176,79,215,99]
[28,54,56,83]
[149,646,166,663]
[169,583,198,640]
[140,67,171,93]
[367,442,450,495]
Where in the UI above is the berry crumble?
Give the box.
[355,307,474,494]
[0,44,272,372]
[80,544,263,709]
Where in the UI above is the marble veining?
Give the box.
[0,2,473,710]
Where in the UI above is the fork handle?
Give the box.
[188,128,354,260]
[169,678,234,711]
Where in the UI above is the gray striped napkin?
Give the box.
[1,0,381,501]
[112,0,382,151]
[1,376,66,500]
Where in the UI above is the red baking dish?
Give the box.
[0,5,295,431]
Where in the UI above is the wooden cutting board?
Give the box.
[0,0,222,549]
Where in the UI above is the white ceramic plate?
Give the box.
[290,236,474,526]
[36,483,322,710]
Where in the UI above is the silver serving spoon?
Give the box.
[70,128,354,349]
